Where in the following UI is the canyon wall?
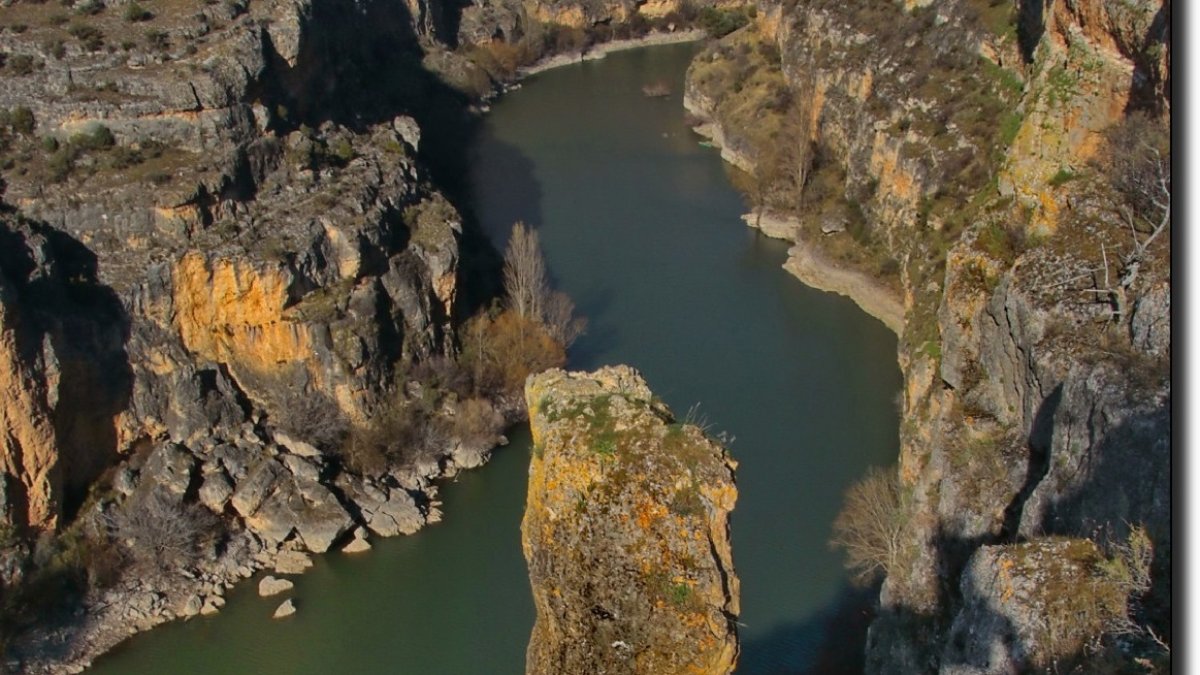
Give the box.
[683,0,1170,670]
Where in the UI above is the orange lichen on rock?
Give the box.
[523,366,739,675]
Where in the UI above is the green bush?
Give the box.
[123,2,153,22]
[698,7,750,38]
[74,0,104,15]
[68,23,105,51]
[47,147,76,182]
[145,29,169,51]
[70,124,115,150]
[9,107,35,135]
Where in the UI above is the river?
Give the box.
[90,42,900,674]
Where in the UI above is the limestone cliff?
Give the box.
[0,214,130,532]
[0,0,505,669]
[683,0,1170,670]
[523,367,739,674]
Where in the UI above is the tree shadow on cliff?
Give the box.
[737,584,876,675]
[999,383,1062,540]
[0,216,133,525]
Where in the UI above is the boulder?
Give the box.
[342,528,372,553]
[274,550,313,575]
[272,599,297,619]
[198,468,234,512]
[337,474,425,537]
[258,575,295,597]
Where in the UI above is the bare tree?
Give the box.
[1084,114,1170,323]
[503,221,549,323]
[105,492,219,576]
[501,221,586,346]
[750,95,815,227]
[542,290,587,347]
[830,465,909,586]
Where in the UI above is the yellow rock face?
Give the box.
[998,0,1156,233]
[0,283,61,531]
[523,366,739,675]
[172,251,314,372]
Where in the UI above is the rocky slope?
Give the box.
[0,0,519,668]
[523,366,739,674]
[683,0,1170,670]
[0,0,755,665]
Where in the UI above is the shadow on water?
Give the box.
[738,584,876,675]
[427,124,547,316]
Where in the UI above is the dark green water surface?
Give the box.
[90,43,900,674]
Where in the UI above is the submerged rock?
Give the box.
[522,366,739,675]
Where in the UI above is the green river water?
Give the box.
[90,42,901,674]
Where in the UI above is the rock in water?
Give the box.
[272,599,296,619]
[522,366,740,675]
[258,576,294,597]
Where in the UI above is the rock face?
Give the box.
[0,0,471,540]
[684,0,1170,670]
[523,366,739,675]
[0,215,130,531]
[0,0,517,669]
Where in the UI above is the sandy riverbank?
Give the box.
[741,213,905,336]
[517,30,707,78]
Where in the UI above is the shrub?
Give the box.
[43,37,67,59]
[74,0,105,15]
[339,395,441,475]
[68,23,105,51]
[269,388,348,453]
[830,465,909,586]
[105,492,219,576]
[449,397,503,448]
[47,147,76,182]
[70,124,115,150]
[145,29,169,51]
[9,107,35,135]
[698,7,750,38]
[123,2,153,22]
[459,309,565,395]
[8,54,35,75]
[1048,167,1077,187]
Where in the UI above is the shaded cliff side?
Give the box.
[683,0,1170,670]
[523,366,739,674]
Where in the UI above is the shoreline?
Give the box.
[742,212,904,336]
[516,29,707,79]
[683,89,904,335]
[15,397,528,675]
[17,35,710,675]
